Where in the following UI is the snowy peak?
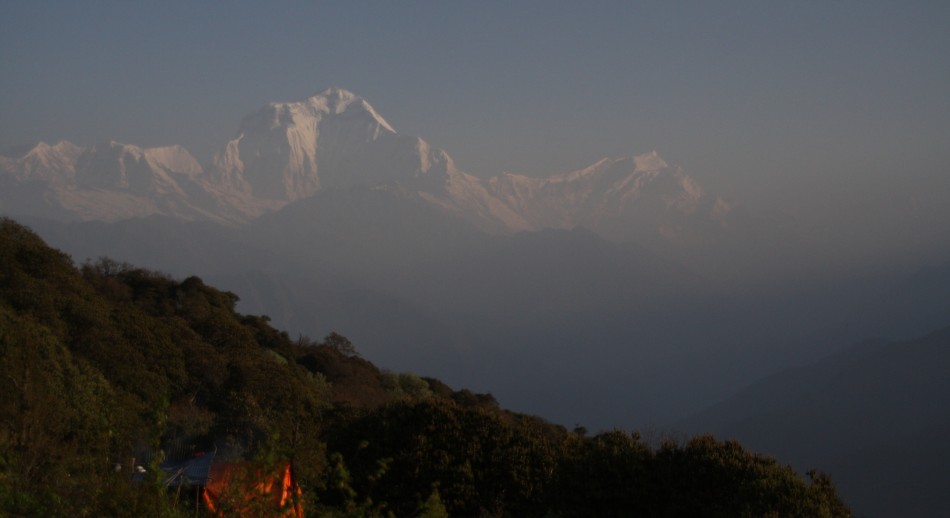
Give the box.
[481,151,730,243]
[238,88,394,135]
[542,151,668,185]
[633,150,668,172]
[212,88,404,201]
[73,141,201,192]
[303,88,396,133]
[0,141,84,185]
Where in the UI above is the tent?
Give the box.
[202,461,304,517]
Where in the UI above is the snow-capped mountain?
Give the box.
[208,88,529,231]
[0,140,84,187]
[487,152,731,244]
[0,88,732,243]
[211,88,397,198]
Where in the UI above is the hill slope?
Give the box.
[0,217,849,516]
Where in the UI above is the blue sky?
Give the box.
[2,1,949,207]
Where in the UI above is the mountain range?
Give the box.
[1,88,730,247]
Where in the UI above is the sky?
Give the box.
[2,1,949,211]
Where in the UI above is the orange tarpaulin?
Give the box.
[202,461,303,517]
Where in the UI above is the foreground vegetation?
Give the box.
[0,218,850,516]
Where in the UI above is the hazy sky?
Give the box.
[2,1,949,208]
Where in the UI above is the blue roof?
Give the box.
[161,452,216,486]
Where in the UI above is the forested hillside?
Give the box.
[0,218,850,517]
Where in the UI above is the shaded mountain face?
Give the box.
[0,88,731,247]
[675,325,950,517]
